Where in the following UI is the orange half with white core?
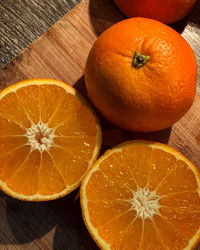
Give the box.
[81,140,200,249]
[0,79,102,201]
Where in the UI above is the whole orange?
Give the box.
[113,0,198,24]
[85,18,197,132]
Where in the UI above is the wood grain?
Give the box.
[0,0,199,88]
[0,0,200,249]
[0,0,82,66]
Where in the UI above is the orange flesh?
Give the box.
[0,82,100,199]
[83,143,200,249]
[7,150,40,196]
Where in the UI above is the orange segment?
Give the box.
[49,146,88,186]
[0,92,31,127]
[148,148,177,191]
[85,169,133,201]
[153,215,189,249]
[156,159,198,195]
[6,150,40,196]
[140,219,164,249]
[0,79,101,201]
[98,210,138,246]
[0,145,30,182]
[81,141,200,249]
[122,144,153,188]
[53,134,96,163]
[48,92,81,127]
[16,85,40,124]
[159,191,200,210]
[87,200,132,228]
[99,150,137,191]
[54,105,97,136]
[39,84,66,124]
[38,151,66,196]
[159,207,200,240]
[110,218,143,249]
[0,115,26,136]
[0,136,28,157]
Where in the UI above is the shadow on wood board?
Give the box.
[88,0,124,36]
[0,191,56,246]
[0,190,97,249]
[170,1,200,33]
[51,191,98,250]
[88,0,200,36]
[186,0,200,27]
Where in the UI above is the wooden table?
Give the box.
[0,2,97,249]
[0,0,200,249]
[0,0,82,67]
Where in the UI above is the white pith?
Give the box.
[130,187,161,220]
[25,122,55,153]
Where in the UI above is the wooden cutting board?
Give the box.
[0,0,200,249]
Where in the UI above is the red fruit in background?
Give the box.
[113,0,198,24]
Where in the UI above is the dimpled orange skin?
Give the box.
[113,0,198,24]
[85,18,197,132]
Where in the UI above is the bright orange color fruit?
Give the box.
[0,79,101,201]
[113,0,198,24]
[81,140,200,249]
[85,17,197,132]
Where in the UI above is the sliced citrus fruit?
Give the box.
[80,141,200,249]
[0,79,101,201]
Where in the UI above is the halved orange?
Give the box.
[81,140,200,249]
[0,79,101,201]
